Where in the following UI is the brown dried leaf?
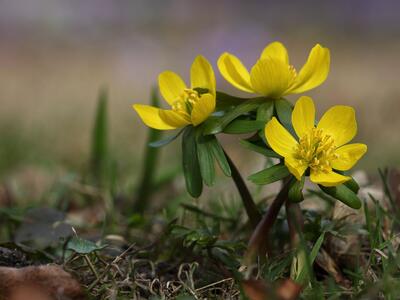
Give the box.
[242,279,274,300]
[242,278,301,300]
[275,279,302,300]
[0,265,86,300]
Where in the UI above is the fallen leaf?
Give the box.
[0,265,86,300]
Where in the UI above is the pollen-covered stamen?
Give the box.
[171,88,200,116]
[294,128,338,173]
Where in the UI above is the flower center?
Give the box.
[171,88,200,115]
[294,128,338,173]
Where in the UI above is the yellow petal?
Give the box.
[317,105,357,147]
[217,52,254,93]
[265,117,298,158]
[331,143,367,171]
[191,93,215,126]
[158,71,187,105]
[292,96,315,138]
[133,104,176,130]
[310,170,350,187]
[285,157,308,180]
[250,58,291,97]
[260,41,289,65]
[190,55,216,95]
[159,109,191,128]
[287,44,330,94]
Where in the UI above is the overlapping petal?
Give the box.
[331,143,367,171]
[317,105,357,147]
[285,157,308,181]
[191,93,216,126]
[159,109,191,128]
[158,71,187,105]
[292,96,315,138]
[190,55,216,95]
[310,170,350,187]
[287,44,330,94]
[260,41,289,65]
[133,104,176,130]
[250,59,292,97]
[217,52,254,93]
[265,117,298,158]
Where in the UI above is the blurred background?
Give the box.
[1,0,399,181]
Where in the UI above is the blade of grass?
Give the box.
[133,87,163,213]
[90,87,109,186]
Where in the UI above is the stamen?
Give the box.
[294,128,337,173]
[172,89,201,116]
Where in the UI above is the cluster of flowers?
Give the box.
[133,42,367,208]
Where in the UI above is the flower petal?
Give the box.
[265,117,298,158]
[260,41,289,65]
[133,104,177,130]
[317,105,357,147]
[285,157,308,180]
[287,44,330,94]
[310,170,350,187]
[292,96,315,138]
[217,52,254,93]
[158,71,187,105]
[190,55,216,95]
[191,93,215,126]
[159,109,191,128]
[331,143,367,171]
[250,58,291,98]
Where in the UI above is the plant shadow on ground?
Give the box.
[1,90,400,300]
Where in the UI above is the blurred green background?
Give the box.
[1,0,399,179]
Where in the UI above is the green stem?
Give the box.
[285,200,316,286]
[285,201,304,247]
[244,177,291,264]
[224,150,261,229]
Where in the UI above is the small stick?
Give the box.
[87,243,136,291]
[84,255,100,280]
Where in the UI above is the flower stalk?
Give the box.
[224,150,261,229]
[244,177,291,265]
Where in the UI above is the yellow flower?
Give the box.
[265,96,367,187]
[133,55,216,130]
[218,42,330,99]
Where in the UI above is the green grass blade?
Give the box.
[90,87,108,185]
[296,232,325,284]
[133,87,163,212]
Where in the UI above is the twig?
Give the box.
[87,243,137,291]
[195,278,234,292]
[84,255,100,280]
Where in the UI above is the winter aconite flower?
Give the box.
[218,42,330,99]
[265,96,367,186]
[133,55,216,130]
